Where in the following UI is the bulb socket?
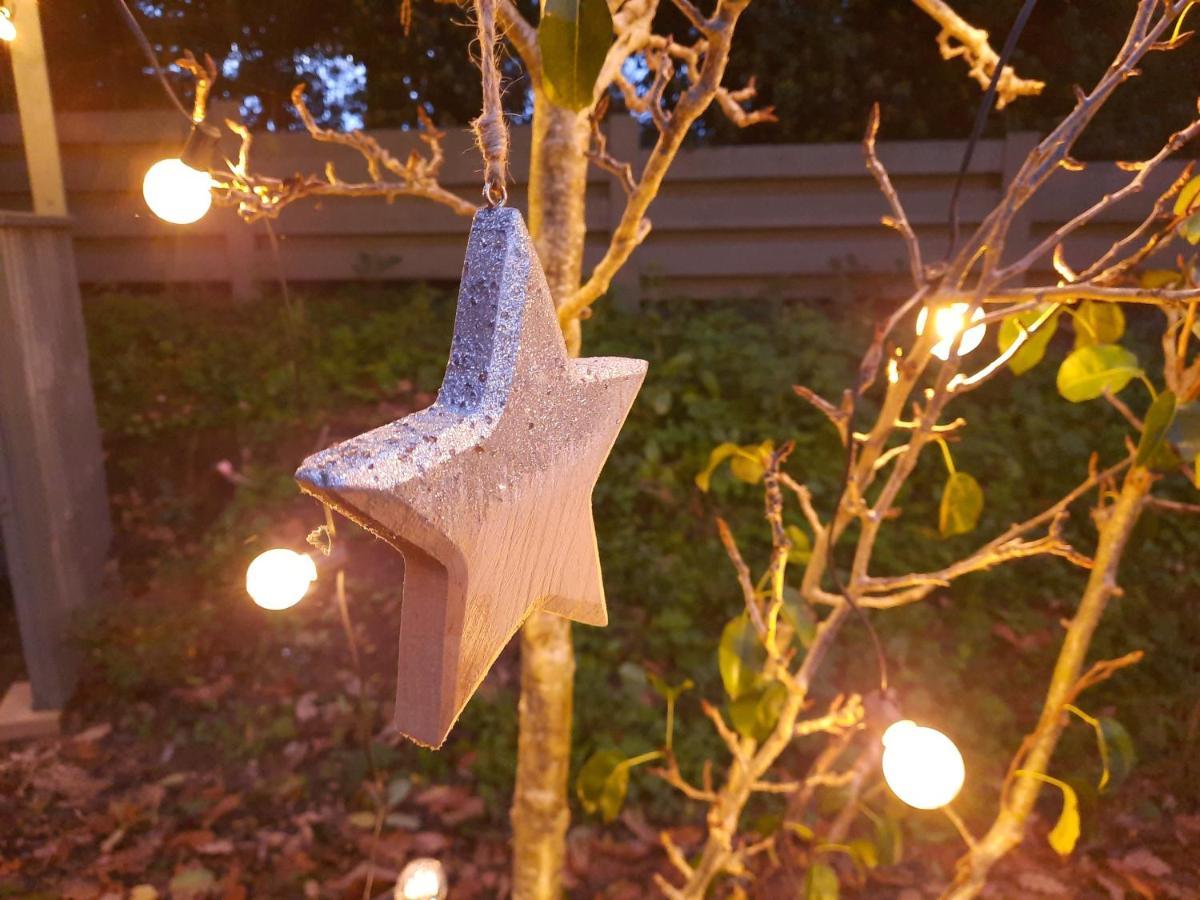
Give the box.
[863,688,903,732]
[179,121,221,172]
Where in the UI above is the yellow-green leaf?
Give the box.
[1173,175,1200,217]
[1073,301,1125,349]
[781,586,817,647]
[998,306,1060,375]
[1139,268,1182,289]
[718,614,766,700]
[538,0,613,111]
[1048,781,1081,856]
[939,471,984,537]
[576,749,630,823]
[728,679,787,741]
[786,524,812,564]
[1135,390,1176,467]
[731,440,774,484]
[805,861,840,900]
[1056,344,1141,402]
[695,442,738,492]
[695,440,773,491]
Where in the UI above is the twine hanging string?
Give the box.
[472,0,510,207]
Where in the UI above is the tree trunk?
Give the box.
[944,464,1154,900]
[509,94,591,899]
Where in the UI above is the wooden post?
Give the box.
[8,0,67,216]
[0,214,112,713]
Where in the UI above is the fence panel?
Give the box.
[0,111,1182,301]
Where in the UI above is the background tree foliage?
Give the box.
[24,0,1200,155]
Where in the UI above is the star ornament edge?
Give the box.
[293,206,647,746]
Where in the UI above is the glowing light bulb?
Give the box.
[142,158,213,224]
[915,303,986,360]
[395,858,447,900]
[881,719,965,809]
[246,549,317,611]
[0,8,15,42]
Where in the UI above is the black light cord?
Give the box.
[110,0,195,123]
[946,0,1041,257]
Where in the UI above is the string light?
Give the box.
[142,121,220,225]
[394,859,448,900]
[915,303,986,360]
[246,548,318,611]
[0,6,15,42]
[880,719,965,809]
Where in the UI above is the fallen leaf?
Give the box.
[72,722,113,744]
[1121,847,1172,877]
[31,763,111,803]
[1017,871,1070,895]
[174,676,235,706]
[347,811,378,830]
[129,887,159,900]
[169,865,217,899]
[294,692,319,723]
[200,794,241,828]
[412,831,451,855]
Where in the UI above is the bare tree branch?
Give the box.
[996,114,1200,284]
[910,0,1045,108]
[558,0,765,328]
[211,85,476,222]
[176,50,216,123]
[863,102,924,289]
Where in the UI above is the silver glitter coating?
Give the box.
[295,207,647,747]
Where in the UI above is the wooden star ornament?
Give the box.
[295,207,647,748]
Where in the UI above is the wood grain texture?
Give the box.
[296,207,646,747]
[0,215,111,708]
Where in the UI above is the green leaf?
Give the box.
[804,861,840,900]
[1073,301,1125,349]
[1135,390,1176,467]
[1169,401,1200,462]
[718,614,766,700]
[939,471,984,537]
[872,814,904,866]
[781,586,817,648]
[998,307,1059,375]
[728,679,787,741]
[786,524,812,564]
[1047,781,1081,856]
[1056,344,1142,402]
[537,0,613,111]
[646,672,694,702]
[576,749,630,823]
[1099,717,1137,786]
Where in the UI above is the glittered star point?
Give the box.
[295,207,647,747]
